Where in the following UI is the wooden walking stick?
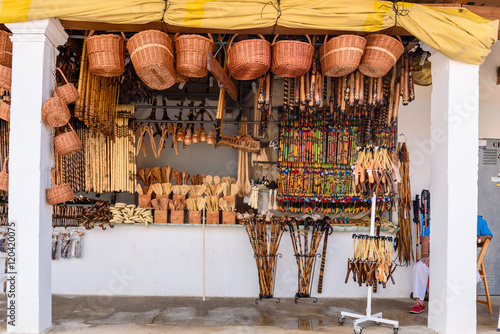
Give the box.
[317,219,333,293]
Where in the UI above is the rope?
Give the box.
[261,0,282,36]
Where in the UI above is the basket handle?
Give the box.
[272,34,279,45]
[56,67,69,85]
[50,167,58,186]
[67,122,75,133]
[272,34,311,46]
[0,51,12,56]
[1,156,7,173]
[174,33,213,43]
[228,34,238,52]
[396,35,402,43]
[88,30,125,39]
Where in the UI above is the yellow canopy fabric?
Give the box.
[0,0,497,65]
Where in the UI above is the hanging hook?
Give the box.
[398,133,407,143]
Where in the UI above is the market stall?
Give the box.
[0,1,498,333]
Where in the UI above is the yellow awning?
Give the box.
[0,0,497,65]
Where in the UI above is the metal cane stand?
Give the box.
[294,252,321,303]
[255,253,282,304]
[339,193,399,334]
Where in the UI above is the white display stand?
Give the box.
[339,193,399,334]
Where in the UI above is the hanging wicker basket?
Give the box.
[42,93,70,127]
[359,34,404,78]
[227,34,271,81]
[54,123,83,156]
[0,31,13,68]
[174,33,214,78]
[53,67,79,104]
[0,156,8,192]
[86,30,126,77]
[127,30,176,90]
[0,56,12,91]
[319,35,367,77]
[271,35,314,78]
[46,167,74,205]
[0,100,10,122]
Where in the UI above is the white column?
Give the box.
[423,45,479,333]
[5,19,67,333]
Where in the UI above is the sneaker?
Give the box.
[409,302,425,314]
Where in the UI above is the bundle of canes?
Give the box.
[288,217,327,299]
[243,216,286,299]
[396,141,413,265]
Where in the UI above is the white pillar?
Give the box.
[5,19,67,333]
[423,45,479,333]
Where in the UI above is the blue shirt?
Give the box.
[423,215,493,238]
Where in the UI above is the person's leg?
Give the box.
[410,261,429,313]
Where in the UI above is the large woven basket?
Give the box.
[46,167,74,205]
[0,31,13,68]
[319,35,367,77]
[54,123,82,156]
[0,61,11,90]
[359,34,404,78]
[86,30,126,77]
[0,100,10,122]
[227,34,271,81]
[42,94,70,127]
[127,30,176,90]
[53,67,79,103]
[174,33,214,78]
[271,35,314,78]
[0,156,8,192]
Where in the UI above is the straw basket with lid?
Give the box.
[227,34,271,81]
[54,123,83,156]
[0,31,13,68]
[359,34,404,78]
[271,35,314,78]
[86,30,126,77]
[0,156,8,192]
[319,35,367,77]
[53,67,79,104]
[46,167,74,205]
[42,93,70,127]
[127,30,176,90]
[174,33,214,78]
[0,100,10,122]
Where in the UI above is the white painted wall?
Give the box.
[52,224,411,298]
[52,43,500,299]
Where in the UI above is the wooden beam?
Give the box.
[60,20,413,36]
[207,52,237,101]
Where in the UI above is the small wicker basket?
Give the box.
[0,60,12,90]
[227,34,271,81]
[0,156,8,192]
[127,30,176,90]
[175,33,214,78]
[42,94,70,127]
[0,100,10,122]
[319,35,367,77]
[53,68,79,104]
[86,30,126,77]
[46,167,74,205]
[271,35,314,78]
[359,34,404,78]
[0,31,13,68]
[54,123,83,156]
